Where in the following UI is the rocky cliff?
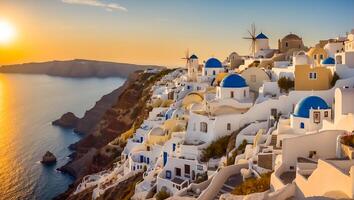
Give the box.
[0,59,163,78]
[65,173,143,200]
[55,69,172,199]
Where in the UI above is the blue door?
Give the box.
[300,122,305,129]
[140,155,144,163]
[172,143,176,152]
[140,137,143,143]
[163,152,168,166]
[147,157,150,164]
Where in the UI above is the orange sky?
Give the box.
[1,0,353,67]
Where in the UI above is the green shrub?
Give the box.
[202,136,230,162]
[237,139,248,152]
[226,150,238,166]
[156,190,170,200]
[232,172,272,195]
[277,77,294,92]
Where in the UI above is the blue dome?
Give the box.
[220,74,248,88]
[205,58,223,68]
[293,96,330,118]
[322,57,335,65]
[190,54,198,59]
[256,32,268,39]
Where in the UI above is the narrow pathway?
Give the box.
[214,174,243,199]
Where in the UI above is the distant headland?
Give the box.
[0,59,165,78]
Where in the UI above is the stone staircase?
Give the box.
[269,134,278,147]
[214,174,243,200]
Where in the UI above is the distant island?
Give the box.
[0,59,164,78]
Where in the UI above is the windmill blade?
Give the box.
[252,23,256,37]
[247,30,253,37]
[243,23,258,57]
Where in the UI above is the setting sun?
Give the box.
[0,20,16,44]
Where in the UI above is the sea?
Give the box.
[0,74,126,200]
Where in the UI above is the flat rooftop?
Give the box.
[171,177,185,185]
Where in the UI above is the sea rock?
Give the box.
[52,112,79,129]
[41,151,57,165]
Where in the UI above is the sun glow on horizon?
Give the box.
[0,20,16,45]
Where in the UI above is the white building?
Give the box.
[335,29,354,69]
[324,40,344,58]
[293,51,311,66]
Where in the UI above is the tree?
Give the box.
[278,77,294,93]
[156,189,170,200]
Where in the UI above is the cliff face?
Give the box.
[0,59,163,78]
[65,173,143,200]
[55,69,172,200]
[72,72,136,136]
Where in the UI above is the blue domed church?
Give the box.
[217,73,250,101]
[291,96,331,132]
[202,58,225,77]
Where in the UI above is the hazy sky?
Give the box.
[0,0,354,67]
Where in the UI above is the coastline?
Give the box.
[53,69,170,199]
[55,73,136,176]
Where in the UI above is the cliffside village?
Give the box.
[71,29,354,200]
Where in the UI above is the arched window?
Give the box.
[230,91,234,98]
[200,122,208,133]
[285,42,288,47]
[300,122,305,129]
[213,70,216,75]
